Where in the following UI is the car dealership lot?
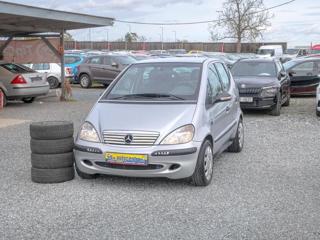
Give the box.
[0,87,320,239]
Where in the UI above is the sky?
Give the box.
[7,0,320,46]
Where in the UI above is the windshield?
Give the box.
[283,60,299,70]
[257,49,275,56]
[113,56,136,65]
[231,61,276,77]
[1,63,35,73]
[104,63,202,101]
[285,49,299,55]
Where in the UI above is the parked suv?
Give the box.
[74,58,244,186]
[77,54,136,88]
[231,59,290,116]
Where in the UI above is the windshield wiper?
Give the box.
[109,93,185,100]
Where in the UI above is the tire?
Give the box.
[31,152,74,169]
[47,76,60,89]
[191,140,214,187]
[75,163,98,179]
[80,74,92,88]
[31,167,74,183]
[228,118,244,153]
[270,93,281,116]
[22,97,35,103]
[30,121,73,140]
[317,110,320,117]
[30,138,74,154]
[283,90,290,107]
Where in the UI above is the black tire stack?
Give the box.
[30,121,75,183]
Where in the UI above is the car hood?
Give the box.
[87,102,197,136]
[233,76,279,88]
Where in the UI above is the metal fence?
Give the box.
[64,41,287,53]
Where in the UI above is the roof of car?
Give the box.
[238,58,276,63]
[290,57,320,62]
[137,57,209,64]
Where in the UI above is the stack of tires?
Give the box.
[30,121,75,183]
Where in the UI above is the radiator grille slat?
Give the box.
[239,87,262,95]
[103,131,159,146]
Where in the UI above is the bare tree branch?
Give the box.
[209,0,272,52]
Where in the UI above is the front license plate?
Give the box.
[240,97,253,103]
[105,152,148,166]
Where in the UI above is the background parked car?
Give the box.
[65,54,87,84]
[257,45,284,61]
[231,59,290,116]
[283,58,320,95]
[0,61,49,105]
[77,54,136,88]
[26,63,73,89]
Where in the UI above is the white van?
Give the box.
[257,45,283,60]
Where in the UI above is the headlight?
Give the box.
[161,125,194,145]
[79,122,100,142]
[260,86,278,98]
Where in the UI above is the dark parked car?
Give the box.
[283,58,320,95]
[231,59,290,116]
[77,54,136,88]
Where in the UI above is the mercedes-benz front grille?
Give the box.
[102,131,159,146]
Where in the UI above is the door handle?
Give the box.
[226,106,231,112]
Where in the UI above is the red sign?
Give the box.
[1,39,60,64]
[0,90,3,109]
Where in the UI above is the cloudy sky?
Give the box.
[8,0,320,46]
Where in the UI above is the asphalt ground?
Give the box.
[0,86,319,240]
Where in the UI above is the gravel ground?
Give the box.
[0,87,320,240]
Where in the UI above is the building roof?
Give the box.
[0,1,114,37]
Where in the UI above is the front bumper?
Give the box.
[7,85,50,99]
[240,96,275,109]
[74,140,202,180]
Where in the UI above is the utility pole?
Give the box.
[106,28,109,50]
[173,31,177,42]
[160,26,164,50]
[89,28,93,49]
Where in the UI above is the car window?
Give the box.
[43,63,50,70]
[231,61,277,77]
[112,56,136,65]
[65,56,81,64]
[215,63,230,90]
[292,62,314,71]
[104,56,112,65]
[105,63,202,101]
[206,65,223,104]
[89,57,102,64]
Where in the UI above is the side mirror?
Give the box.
[111,62,119,68]
[215,92,232,103]
[278,71,286,80]
[288,70,296,77]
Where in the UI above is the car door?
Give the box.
[289,61,319,94]
[276,61,290,101]
[88,56,104,81]
[215,62,238,133]
[102,56,120,82]
[205,63,230,152]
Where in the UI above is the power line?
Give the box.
[114,0,295,26]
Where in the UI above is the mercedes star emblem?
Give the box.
[124,134,133,144]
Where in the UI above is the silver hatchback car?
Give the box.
[75,58,244,186]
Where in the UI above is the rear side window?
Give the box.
[215,63,230,90]
[65,56,81,64]
[32,63,50,71]
[1,63,34,73]
[206,65,223,104]
[89,57,102,64]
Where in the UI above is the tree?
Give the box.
[125,32,139,43]
[64,32,74,41]
[209,0,272,52]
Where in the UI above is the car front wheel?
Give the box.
[228,118,244,153]
[270,93,281,116]
[191,140,214,186]
[317,110,320,117]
